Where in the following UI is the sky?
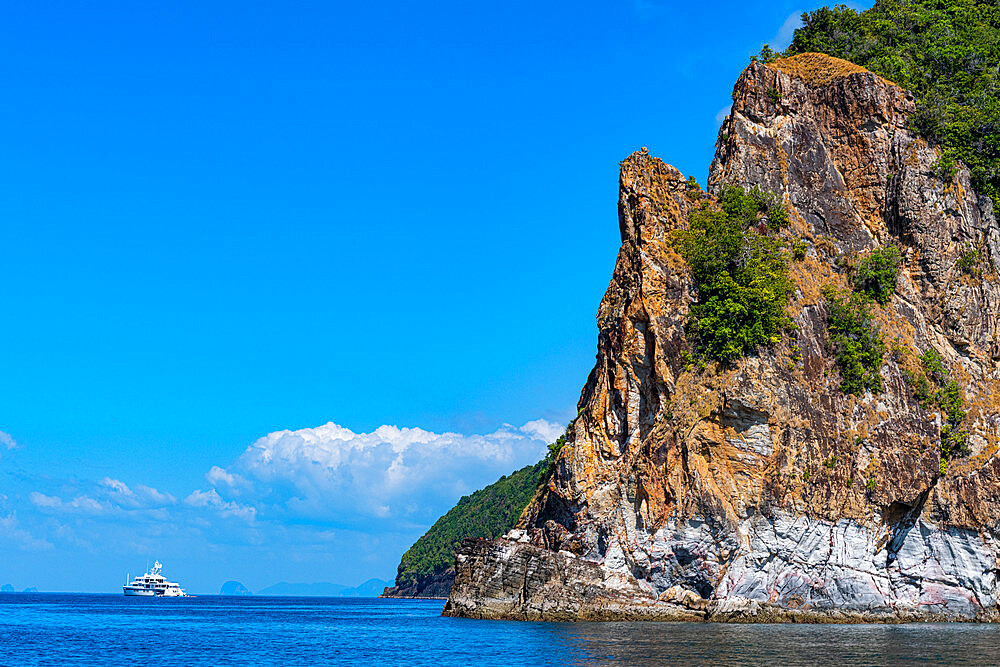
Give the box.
[0,0,869,593]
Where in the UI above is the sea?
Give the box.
[2,593,1000,666]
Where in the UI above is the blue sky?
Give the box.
[0,0,868,593]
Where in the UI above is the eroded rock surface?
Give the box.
[444,54,1000,622]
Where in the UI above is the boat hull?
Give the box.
[123,588,155,597]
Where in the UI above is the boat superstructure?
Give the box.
[123,561,186,597]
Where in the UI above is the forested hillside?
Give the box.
[383,459,549,596]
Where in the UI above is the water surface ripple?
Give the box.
[2,594,999,666]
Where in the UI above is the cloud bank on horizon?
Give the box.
[0,418,562,590]
[204,419,562,525]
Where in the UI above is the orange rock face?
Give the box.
[445,55,1000,622]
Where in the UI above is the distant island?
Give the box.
[217,578,391,597]
[219,581,252,596]
[257,579,390,597]
[0,584,35,593]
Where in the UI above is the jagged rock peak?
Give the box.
[445,54,1000,623]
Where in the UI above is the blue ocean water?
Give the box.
[2,593,1000,666]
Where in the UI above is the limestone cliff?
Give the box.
[444,54,1000,622]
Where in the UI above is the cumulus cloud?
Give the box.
[5,416,563,585]
[206,419,560,525]
[184,489,256,522]
[0,431,16,449]
[520,419,564,444]
[206,466,244,488]
[100,478,129,495]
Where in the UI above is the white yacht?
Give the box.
[123,561,186,597]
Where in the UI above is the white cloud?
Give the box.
[100,478,130,495]
[4,416,562,586]
[30,492,108,515]
[135,485,175,506]
[520,419,564,444]
[206,465,244,488]
[207,419,559,525]
[28,492,61,509]
[184,489,256,522]
[0,513,52,551]
[99,478,176,508]
[0,431,16,450]
[28,480,175,517]
[768,10,803,51]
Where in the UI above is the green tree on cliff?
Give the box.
[672,186,793,362]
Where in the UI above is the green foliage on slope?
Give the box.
[913,348,970,466]
[393,459,549,588]
[672,185,793,362]
[784,0,1000,205]
[852,245,902,305]
[823,285,887,395]
[902,347,971,471]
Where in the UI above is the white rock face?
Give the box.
[591,504,999,618]
[726,513,996,616]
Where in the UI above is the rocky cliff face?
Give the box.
[381,570,454,599]
[444,54,1000,622]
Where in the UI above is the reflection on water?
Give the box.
[549,621,999,666]
[1,594,998,666]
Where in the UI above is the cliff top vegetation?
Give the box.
[781,0,1000,205]
[770,52,875,87]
